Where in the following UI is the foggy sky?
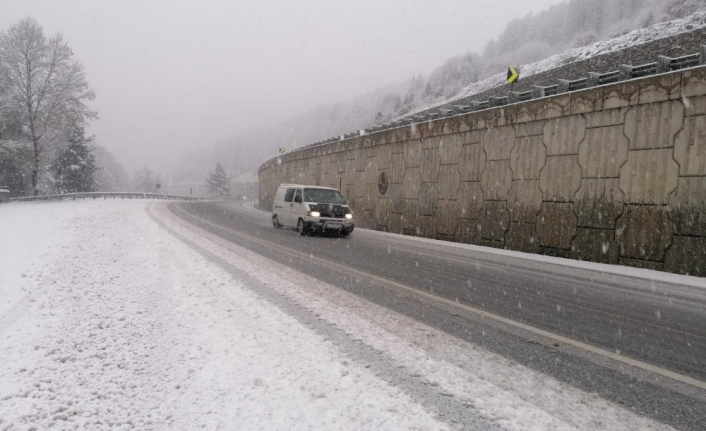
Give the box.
[1,0,566,172]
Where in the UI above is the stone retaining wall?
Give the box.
[259,67,706,276]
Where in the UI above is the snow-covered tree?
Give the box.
[51,126,97,194]
[206,162,231,198]
[93,146,129,192]
[0,18,96,195]
[0,154,28,197]
[425,52,482,100]
[132,167,162,193]
[667,0,706,17]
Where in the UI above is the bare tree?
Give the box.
[0,18,96,195]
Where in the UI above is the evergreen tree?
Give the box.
[132,167,162,193]
[0,155,27,197]
[206,162,231,198]
[93,146,129,191]
[52,126,97,194]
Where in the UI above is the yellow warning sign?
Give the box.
[507,66,519,84]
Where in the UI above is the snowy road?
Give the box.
[0,200,698,430]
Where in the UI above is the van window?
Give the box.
[284,188,295,202]
[293,189,302,203]
[304,188,346,204]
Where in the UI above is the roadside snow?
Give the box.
[0,203,80,320]
[0,200,446,430]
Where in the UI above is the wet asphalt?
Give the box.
[170,200,706,430]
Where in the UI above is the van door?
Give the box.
[291,188,304,225]
[273,186,286,222]
[282,188,296,226]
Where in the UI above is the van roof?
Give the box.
[278,184,339,191]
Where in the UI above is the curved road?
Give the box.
[170,200,706,430]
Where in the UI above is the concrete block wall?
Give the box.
[259,67,706,276]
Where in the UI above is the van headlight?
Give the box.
[309,211,321,217]
[345,213,353,219]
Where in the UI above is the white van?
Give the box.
[272,184,354,236]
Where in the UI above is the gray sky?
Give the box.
[1,0,565,171]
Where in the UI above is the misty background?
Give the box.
[1,0,705,194]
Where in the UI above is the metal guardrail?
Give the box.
[8,192,208,203]
[558,78,587,93]
[658,52,701,72]
[620,62,658,79]
[272,45,706,162]
[587,70,621,86]
[509,91,533,103]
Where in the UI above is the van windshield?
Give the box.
[303,188,346,204]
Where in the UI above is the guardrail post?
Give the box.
[587,72,600,87]
[508,91,521,103]
[531,86,545,98]
[470,101,484,111]
[657,55,672,73]
[489,97,507,107]
[618,64,633,80]
[700,45,706,65]
[557,79,570,94]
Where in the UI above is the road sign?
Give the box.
[507,66,519,84]
[278,147,286,155]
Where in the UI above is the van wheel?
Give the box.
[272,214,282,228]
[297,218,308,236]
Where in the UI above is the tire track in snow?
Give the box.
[148,204,506,431]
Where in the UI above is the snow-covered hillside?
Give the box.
[408,10,706,117]
[186,2,706,180]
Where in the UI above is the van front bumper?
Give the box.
[304,218,354,232]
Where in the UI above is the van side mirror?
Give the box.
[294,195,302,203]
